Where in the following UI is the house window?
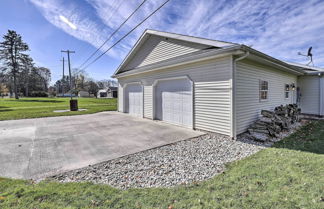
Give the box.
[285,84,290,99]
[259,80,268,101]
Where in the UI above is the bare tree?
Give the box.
[72,68,88,92]
[97,79,117,89]
[36,67,51,91]
[85,80,99,98]
[19,55,33,96]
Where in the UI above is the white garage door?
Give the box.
[125,83,143,117]
[155,78,192,127]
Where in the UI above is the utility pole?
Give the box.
[61,50,78,111]
[61,50,75,100]
[60,57,65,96]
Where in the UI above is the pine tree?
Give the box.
[0,30,29,99]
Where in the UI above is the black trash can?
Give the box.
[70,99,78,111]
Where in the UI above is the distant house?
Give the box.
[97,87,118,98]
[0,84,9,97]
[112,29,323,138]
[78,90,95,98]
[57,90,77,97]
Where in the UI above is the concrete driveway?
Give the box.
[0,112,203,180]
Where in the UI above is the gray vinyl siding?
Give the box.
[298,75,320,115]
[118,56,232,136]
[195,81,231,133]
[235,60,297,135]
[321,77,324,116]
[118,83,123,112]
[122,35,207,72]
[143,85,153,119]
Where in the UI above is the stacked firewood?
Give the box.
[248,104,301,141]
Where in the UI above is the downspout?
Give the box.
[231,50,250,139]
[319,72,324,116]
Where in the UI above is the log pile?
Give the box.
[248,104,301,142]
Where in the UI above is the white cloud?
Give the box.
[160,0,324,67]
[59,15,77,30]
[29,0,324,67]
[84,0,169,53]
[29,0,122,61]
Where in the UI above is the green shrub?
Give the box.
[29,91,48,97]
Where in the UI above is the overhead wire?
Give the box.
[81,0,171,71]
[104,0,124,26]
[75,0,124,67]
[78,0,148,69]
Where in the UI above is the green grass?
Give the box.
[0,121,323,208]
[0,97,117,120]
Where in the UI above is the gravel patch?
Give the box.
[49,133,267,189]
[49,121,306,189]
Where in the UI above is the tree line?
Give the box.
[0,30,51,99]
[0,30,117,99]
[53,68,117,98]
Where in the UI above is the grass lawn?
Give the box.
[0,97,117,121]
[0,121,323,208]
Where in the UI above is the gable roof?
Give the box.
[113,29,238,76]
[112,29,306,78]
[145,29,237,48]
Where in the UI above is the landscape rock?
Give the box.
[248,104,301,142]
[49,133,265,189]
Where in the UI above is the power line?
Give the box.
[75,0,124,67]
[105,0,124,27]
[81,0,171,71]
[78,0,148,69]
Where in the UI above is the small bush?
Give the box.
[29,91,48,97]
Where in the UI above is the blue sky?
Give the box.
[1,0,324,85]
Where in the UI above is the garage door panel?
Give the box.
[125,84,143,117]
[155,78,192,128]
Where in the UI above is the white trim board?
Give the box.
[152,75,194,129]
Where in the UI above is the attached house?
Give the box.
[289,63,324,116]
[112,29,322,138]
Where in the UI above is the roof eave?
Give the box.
[112,46,243,78]
[241,46,305,75]
[285,61,324,72]
[145,29,237,48]
[305,71,324,75]
[113,45,305,79]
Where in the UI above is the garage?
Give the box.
[154,78,193,128]
[125,83,143,117]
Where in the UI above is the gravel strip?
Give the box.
[49,133,267,189]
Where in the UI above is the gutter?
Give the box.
[240,45,304,75]
[234,50,250,63]
[305,71,324,76]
